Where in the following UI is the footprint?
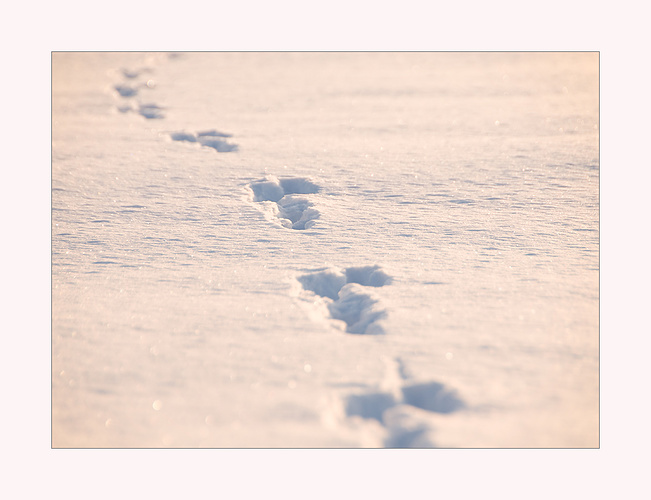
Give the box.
[137,103,165,119]
[116,101,165,119]
[297,265,391,334]
[248,175,320,230]
[345,379,463,421]
[114,80,155,98]
[343,357,465,447]
[114,84,139,97]
[401,382,465,414]
[170,129,238,152]
[120,67,151,80]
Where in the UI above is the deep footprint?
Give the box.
[170,129,238,152]
[248,175,320,230]
[297,265,391,333]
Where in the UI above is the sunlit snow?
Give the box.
[52,52,599,448]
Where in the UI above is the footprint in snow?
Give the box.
[119,67,152,80]
[117,102,165,119]
[344,357,465,447]
[169,129,238,153]
[113,76,156,98]
[248,175,320,230]
[137,103,165,119]
[297,264,391,334]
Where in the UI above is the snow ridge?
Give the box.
[248,176,321,230]
[297,265,391,334]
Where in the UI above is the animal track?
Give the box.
[248,176,321,230]
[344,357,465,447]
[169,129,238,152]
[297,265,391,334]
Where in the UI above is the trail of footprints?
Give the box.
[110,55,463,446]
[113,64,166,119]
[296,265,465,446]
[112,56,239,151]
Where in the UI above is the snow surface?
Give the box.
[52,52,599,448]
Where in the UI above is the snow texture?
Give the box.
[52,52,599,448]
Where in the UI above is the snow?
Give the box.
[51,52,599,449]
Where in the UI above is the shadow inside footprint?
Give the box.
[382,407,437,448]
[170,129,238,152]
[114,84,139,97]
[385,427,434,448]
[249,176,321,230]
[401,382,465,414]
[328,284,388,334]
[297,265,391,334]
[344,381,464,423]
[249,176,320,203]
[197,137,239,152]
[345,392,396,422]
[343,380,465,447]
[170,132,197,142]
[298,265,391,299]
[278,177,320,196]
[139,103,164,119]
[296,269,345,300]
[277,196,319,230]
[197,130,232,138]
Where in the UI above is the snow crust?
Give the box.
[52,52,599,448]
